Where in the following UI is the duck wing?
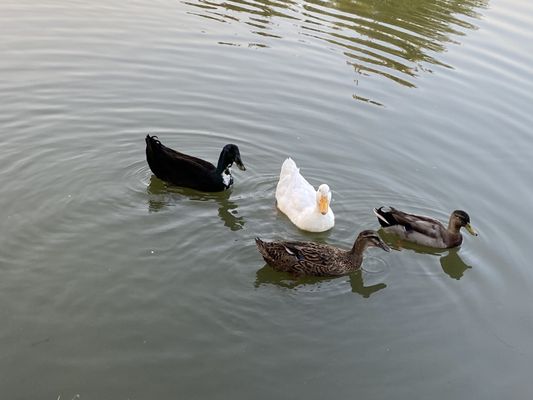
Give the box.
[146,135,217,186]
[146,135,214,169]
[158,142,214,170]
[375,207,444,238]
[255,238,336,274]
[276,158,316,213]
[282,241,333,263]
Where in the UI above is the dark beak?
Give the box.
[377,239,391,252]
[235,155,246,171]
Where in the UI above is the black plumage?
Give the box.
[145,134,245,192]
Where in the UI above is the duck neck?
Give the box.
[447,216,462,235]
[349,238,366,268]
[215,151,231,175]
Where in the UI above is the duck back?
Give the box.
[145,135,226,191]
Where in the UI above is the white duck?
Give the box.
[275,158,334,232]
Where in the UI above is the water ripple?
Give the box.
[1,0,533,397]
[183,0,488,104]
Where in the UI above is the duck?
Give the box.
[275,158,334,232]
[373,207,478,248]
[255,230,390,276]
[145,134,245,192]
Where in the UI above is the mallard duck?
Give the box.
[275,158,334,232]
[373,207,478,248]
[255,230,390,276]
[145,135,245,192]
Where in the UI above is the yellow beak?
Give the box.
[465,223,478,236]
[319,196,329,215]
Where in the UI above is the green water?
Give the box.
[1,0,532,398]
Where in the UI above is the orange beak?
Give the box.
[319,196,329,215]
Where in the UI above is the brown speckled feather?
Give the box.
[256,238,362,277]
[255,231,389,277]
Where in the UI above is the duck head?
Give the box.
[355,230,391,252]
[316,184,332,215]
[218,144,246,172]
[450,210,478,236]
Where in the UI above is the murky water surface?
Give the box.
[1,0,532,398]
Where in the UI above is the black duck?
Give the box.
[145,134,245,192]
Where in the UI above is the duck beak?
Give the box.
[235,155,246,171]
[377,239,391,252]
[465,223,478,236]
[319,196,329,215]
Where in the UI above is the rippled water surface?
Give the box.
[1,0,532,398]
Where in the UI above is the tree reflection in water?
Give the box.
[183,0,488,104]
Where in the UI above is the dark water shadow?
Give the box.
[378,229,472,280]
[147,175,245,231]
[439,248,473,280]
[254,264,387,298]
[183,0,488,104]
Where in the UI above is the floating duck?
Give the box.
[275,158,334,232]
[373,207,478,248]
[255,230,390,276]
[145,134,245,192]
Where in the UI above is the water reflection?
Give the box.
[254,265,387,297]
[439,248,472,280]
[184,0,487,103]
[379,230,472,279]
[147,176,245,231]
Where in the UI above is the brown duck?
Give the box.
[373,207,478,249]
[255,230,390,277]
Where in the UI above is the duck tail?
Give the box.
[373,207,396,227]
[145,135,164,164]
[255,237,270,258]
[279,157,298,179]
[145,134,161,150]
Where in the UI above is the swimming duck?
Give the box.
[275,158,334,232]
[145,135,245,192]
[255,230,390,276]
[373,207,478,248]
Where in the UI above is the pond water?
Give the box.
[1,0,532,398]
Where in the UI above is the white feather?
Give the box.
[275,158,334,232]
[222,170,232,187]
[373,208,389,224]
[283,246,295,255]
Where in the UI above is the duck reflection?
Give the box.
[254,265,387,298]
[147,175,245,231]
[379,230,472,279]
[439,247,472,280]
[183,0,487,104]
